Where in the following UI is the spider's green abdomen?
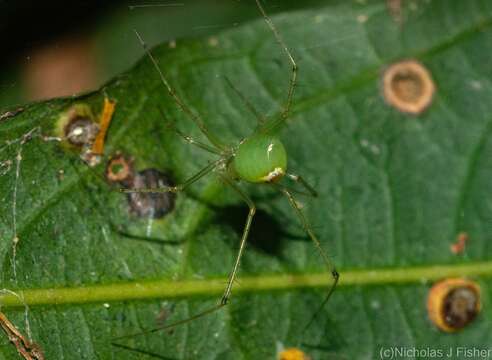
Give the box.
[233,134,287,183]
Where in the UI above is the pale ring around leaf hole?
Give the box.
[382,59,436,115]
[427,278,481,332]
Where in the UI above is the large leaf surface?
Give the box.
[0,1,492,359]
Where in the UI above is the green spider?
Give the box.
[126,0,339,333]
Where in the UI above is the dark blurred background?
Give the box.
[0,0,335,111]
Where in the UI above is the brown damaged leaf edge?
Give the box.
[0,107,25,122]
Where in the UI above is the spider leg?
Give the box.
[173,128,224,155]
[112,174,255,342]
[112,342,176,360]
[120,159,221,194]
[158,107,223,155]
[219,175,256,304]
[134,30,225,150]
[280,186,339,329]
[271,182,312,197]
[256,0,298,133]
[223,76,266,126]
[286,173,318,197]
[112,303,223,342]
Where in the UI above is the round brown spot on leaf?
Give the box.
[56,103,98,148]
[382,59,435,114]
[427,278,480,332]
[64,116,99,146]
[106,153,134,185]
[127,168,176,219]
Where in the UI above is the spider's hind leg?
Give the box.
[286,173,318,197]
[219,175,256,304]
[280,186,339,329]
[112,174,256,344]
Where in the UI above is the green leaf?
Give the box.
[1,1,492,359]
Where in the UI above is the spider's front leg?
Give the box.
[120,159,221,194]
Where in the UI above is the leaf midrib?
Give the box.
[2,261,492,308]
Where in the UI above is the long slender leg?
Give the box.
[112,175,255,342]
[112,303,224,342]
[280,187,339,328]
[134,30,225,150]
[157,107,223,155]
[272,183,312,197]
[223,76,266,126]
[120,159,222,194]
[255,0,298,127]
[219,175,256,304]
[112,342,176,360]
[172,127,224,155]
[286,173,318,197]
